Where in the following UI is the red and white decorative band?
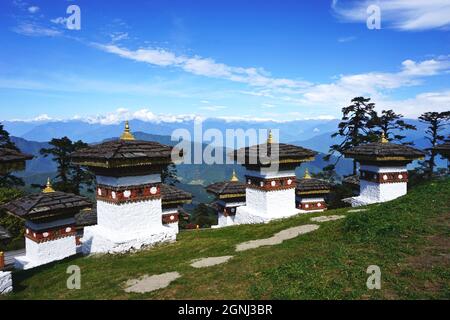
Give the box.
[25,226,76,243]
[96,183,161,204]
[162,213,179,224]
[246,176,296,191]
[297,202,326,211]
[360,171,408,184]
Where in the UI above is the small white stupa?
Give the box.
[229,131,317,224]
[343,133,425,207]
[71,121,181,254]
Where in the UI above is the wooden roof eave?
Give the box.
[344,155,424,162]
[296,190,330,196]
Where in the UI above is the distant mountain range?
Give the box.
[6,117,449,206]
[3,118,342,144]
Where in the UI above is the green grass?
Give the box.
[3,178,450,300]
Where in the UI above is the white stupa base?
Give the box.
[213,213,236,228]
[15,236,77,270]
[232,205,301,226]
[164,222,179,234]
[0,271,12,295]
[81,225,176,254]
[346,180,408,207]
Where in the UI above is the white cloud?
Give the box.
[110,32,129,43]
[28,6,39,14]
[338,36,356,42]
[299,57,450,107]
[95,44,311,91]
[199,105,227,111]
[84,108,202,125]
[261,103,276,108]
[51,17,68,26]
[383,90,450,117]
[332,0,450,31]
[13,22,61,37]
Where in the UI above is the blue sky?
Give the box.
[0,0,449,123]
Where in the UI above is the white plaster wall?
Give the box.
[246,188,296,218]
[81,225,176,254]
[218,213,236,227]
[360,164,407,173]
[0,271,12,295]
[96,174,161,187]
[162,208,178,215]
[164,222,179,234]
[234,206,269,225]
[97,199,163,234]
[299,197,325,203]
[245,169,296,179]
[360,180,407,203]
[16,236,76,270]
[217,200,246,207]
[162,208,179,234]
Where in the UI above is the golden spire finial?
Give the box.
[120,121,135,141]
[304,168,312,179]
[43,177,55,193]
[267,130,273,144]
[230,169,239,182]
[381,132,388,143]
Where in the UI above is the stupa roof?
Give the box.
[160,184,193,205]
[0,147,33,173]
[75,209,98,228]
[1,180,92,222]
[434,141,450,157]
[230,132,316,166]
[296,170,331,195]
[0,225,11,241]
[342,175,360,188]
[343,135,424,162]
[206,181,246,198]
[71,122,177,169]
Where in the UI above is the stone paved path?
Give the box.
[310,215,346,222]
[122,215,353,293]
[190,256,234,268]
[235,224,320,252]
[124,272,181,294]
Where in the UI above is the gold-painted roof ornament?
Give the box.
[303,168,312,179]
[42,177,55,193]
[120,121,136,141]
[267,130,273,144]
[230,169,239,182]
[381,132,388,143]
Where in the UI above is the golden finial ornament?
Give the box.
[120,121,136,141]
[381,132,388,143]
[230,169,239,182]
[267,130,273,144]
[304,168,312,179]
[43,177,55,193]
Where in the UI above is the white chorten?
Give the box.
[230,131,317,224]
[343,134,425,207]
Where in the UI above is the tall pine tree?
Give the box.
[369,109,416,144]
[0,123,25,187]
[324,97,376,175]
[418,111,450,178]
[40,137,94,195]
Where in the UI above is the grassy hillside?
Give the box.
[3,178,449,300]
